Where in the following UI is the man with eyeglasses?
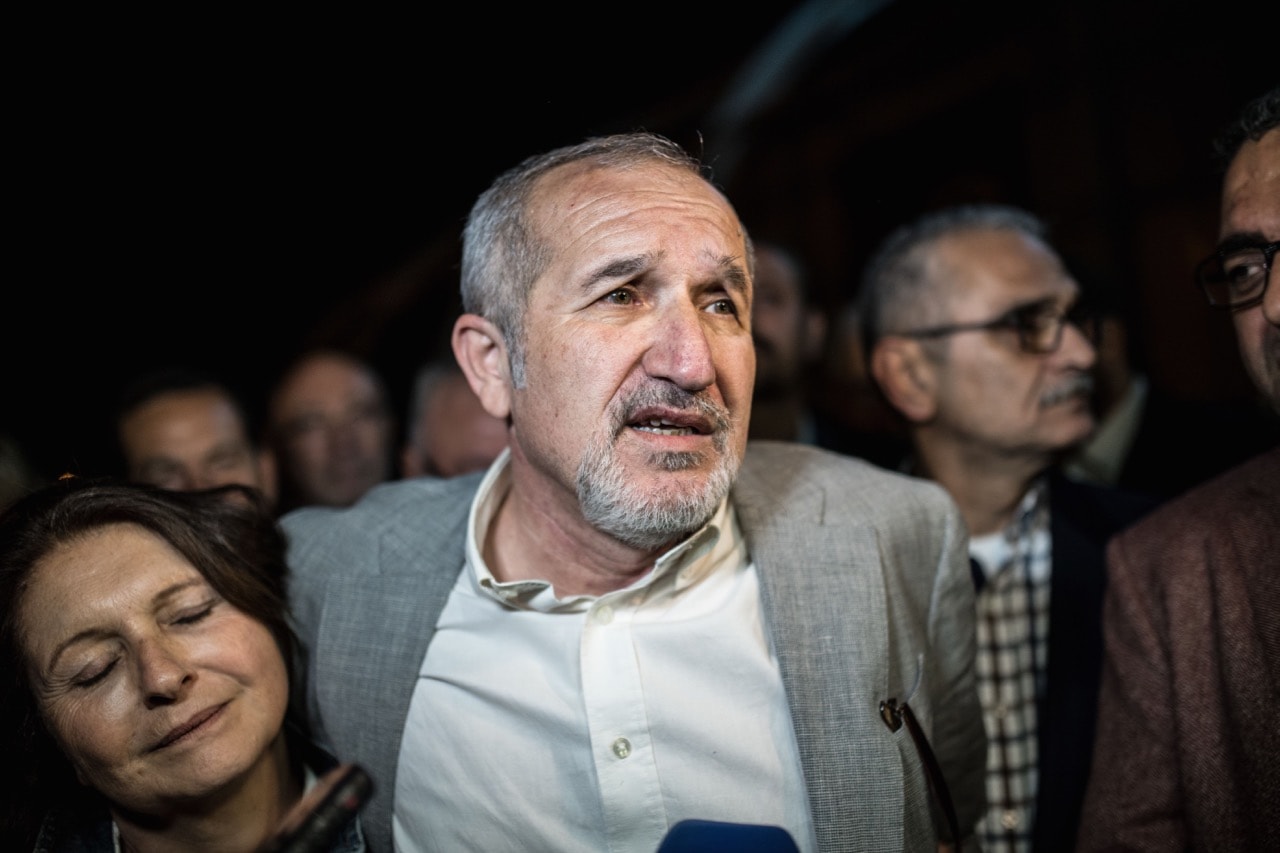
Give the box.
[857,203,1159,853]
[1077,86,1279,852]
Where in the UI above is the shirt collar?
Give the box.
[463,449,737,611]
[968,475,1049,581]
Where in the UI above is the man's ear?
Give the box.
[870,337,937,423]
[452,313,513,420]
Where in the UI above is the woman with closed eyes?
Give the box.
[0,478,364,852]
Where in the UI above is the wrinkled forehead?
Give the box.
[528,159,745,244]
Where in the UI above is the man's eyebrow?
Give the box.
[719,257,750,295]
[1216,231,1270,254]
[580,254,654,292]
[578,253,750,295]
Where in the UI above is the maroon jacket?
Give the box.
[1077,446,1280,851]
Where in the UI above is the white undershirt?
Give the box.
[393,454,815,853]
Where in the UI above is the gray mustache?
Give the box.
[1041,373,1095,407]
[615,384,732,434]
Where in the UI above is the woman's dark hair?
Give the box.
[0,477,296,840]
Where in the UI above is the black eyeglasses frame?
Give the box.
[1195,240,1279,310]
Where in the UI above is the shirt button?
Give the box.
[1001,810,1020,829]
[993,703,1008,719]
[595,605,614,625]
[612,737,632,759]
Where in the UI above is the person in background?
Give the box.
[0,478,365,852]
[747,241,828,443]
[749,239,909,468]
[282,131,986,852]
[114,366,277,509]
[266,348,395,514]
[400,356,508,479]
[1077,84,1279,852]
[858,203,1158,853]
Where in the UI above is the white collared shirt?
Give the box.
[393,453,815,853]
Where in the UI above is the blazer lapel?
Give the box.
[315,514,467,846]
[734,473,904,850]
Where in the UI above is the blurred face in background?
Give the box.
[402,371,508,478]
[119,388,276,506]
[751,245,823,399]
[269,352,394,507]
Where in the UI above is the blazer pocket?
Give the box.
[879,654,961,845]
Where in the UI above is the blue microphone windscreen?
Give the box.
[656,819,801,852]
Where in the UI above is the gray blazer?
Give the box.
[283,441,985,852]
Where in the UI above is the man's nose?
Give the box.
[1055,319,1097,370]
[642,302,716,391]
[1262,263,1279,327]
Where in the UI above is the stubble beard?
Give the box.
[576,384,740,551]
[1243,324,1280,416]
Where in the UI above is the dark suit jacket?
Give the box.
[1105,386,1277,501]
[1077,446,1280,852]
[1033,472,1160,852]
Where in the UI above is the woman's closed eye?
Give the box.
[70,656,119,689]
[173,603,216,626]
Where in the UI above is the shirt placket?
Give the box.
[581,593,667,853]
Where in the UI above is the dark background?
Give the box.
[7,0,1277,483]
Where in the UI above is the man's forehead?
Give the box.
[1221,130,1280,238]
[532,159,724,216]
[277,361,379,408]
[528,161,749,276]
[937,229,1069,292]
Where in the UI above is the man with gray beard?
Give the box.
[857,204,1159,853]
[282,132,987,853]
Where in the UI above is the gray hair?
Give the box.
[856,203,1049,356]
[459,131,713,387]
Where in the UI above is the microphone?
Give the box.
[656,819,801,852]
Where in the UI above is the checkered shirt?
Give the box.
[969,478,1052,853]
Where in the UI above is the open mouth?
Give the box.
[615,382,730,443]
[627,408,712,438]
[632,417,704,436]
